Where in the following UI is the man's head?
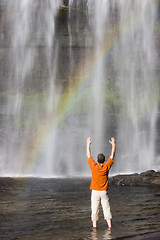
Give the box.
[97,153,105,163]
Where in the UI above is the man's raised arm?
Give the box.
[109,137,116,160]
[86,137,92,158]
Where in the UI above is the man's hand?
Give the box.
[109,137,115,145]
[109,137,116,160]
[86,137,92,158]
[87,137,92,145]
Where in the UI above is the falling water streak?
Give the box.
[11,0,35,116]
[87,0,109,155]
[66,0,78,176]
[2,0,61,176]
[4,0,36,175]
[43,0,60,115]
[115,0,158,173]
[68,0,74,82]
[32,0,62,176]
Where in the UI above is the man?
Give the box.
[86,137,116,229]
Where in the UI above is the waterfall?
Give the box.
[0,0,159,177]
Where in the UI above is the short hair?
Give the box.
[97,153,105,163]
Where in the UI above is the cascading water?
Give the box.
[1,0,61,176]
[114,0,158,174]
[87,0,109,155]
[0,0,159,177]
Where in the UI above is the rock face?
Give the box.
[109,170,160,186]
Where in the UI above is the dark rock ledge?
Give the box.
[109,170,160,187]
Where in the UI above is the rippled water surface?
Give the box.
[0,178,160,240]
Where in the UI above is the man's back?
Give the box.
[88,156,113,191]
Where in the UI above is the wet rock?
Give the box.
[140,170,157,177]
[109,170,160,186]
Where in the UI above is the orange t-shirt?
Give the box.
[88,156,113,191]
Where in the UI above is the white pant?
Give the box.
[91,190,112,221]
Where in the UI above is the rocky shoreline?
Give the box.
[109,170,160,187]
[0,170,160,187]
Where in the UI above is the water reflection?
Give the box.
[91,229,112,240]
[103,229,112,240]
